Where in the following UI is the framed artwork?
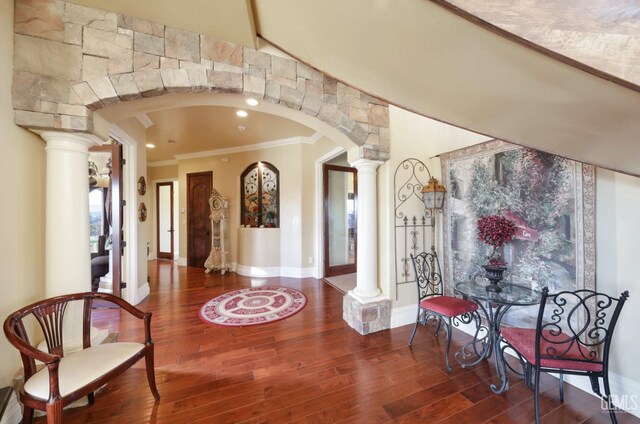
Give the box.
[441,140,595,327]
[138,202,147,222]
[138,176,146,195]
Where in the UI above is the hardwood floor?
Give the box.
[41,260,639,423]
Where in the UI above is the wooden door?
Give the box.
[323,165,357,277]
[187,172,212,268]
[156,182,174,259]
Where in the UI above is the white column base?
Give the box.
[347,289,386,305]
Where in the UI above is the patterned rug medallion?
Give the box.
[199,287,307,326]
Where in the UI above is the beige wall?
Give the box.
[146,164,179,257]
[380,105,490,304]
[147,140,339,270]
[148,164,179,182]
[0,0,46,385]
[383,105,640,385]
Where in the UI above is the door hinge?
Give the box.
[121,200,126,207]
[121,240,126,248]
[122,158,126,165]
[120,282,127,289]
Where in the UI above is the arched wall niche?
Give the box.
[12,0,390,161]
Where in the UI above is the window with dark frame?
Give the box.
[241,162,280,228]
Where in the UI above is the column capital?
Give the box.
[347,145,389,164]
[39,131,103,154]
[348,158,384,170]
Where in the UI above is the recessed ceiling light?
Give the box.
[238,125,246,131]
[236,110,248,118]
[245,98,259,106]
[145,143,155,148]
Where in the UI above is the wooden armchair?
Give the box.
[3,292,160,424]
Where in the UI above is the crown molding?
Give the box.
[171,135,314,161]
[147,159,179,167]
[307,132,323,144]
[135,113,154,129]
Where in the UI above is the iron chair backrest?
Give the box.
[535,287,629,370]
[410,248,444,302]
[3,292,151,383]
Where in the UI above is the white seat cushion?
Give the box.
[24,342,144,400]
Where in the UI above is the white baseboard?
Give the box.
[147,253,157,260]
[390,304,417,329]
[177,257,187,266]
[281,267,315,278]
[0,390,20,424]
[135,282,150,304]
[235,264,314,279]
[390,302,640,418]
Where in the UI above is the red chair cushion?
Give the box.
[420,296,478,317]
[501,327,603,372]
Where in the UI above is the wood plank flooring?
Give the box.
[38,260,639,423]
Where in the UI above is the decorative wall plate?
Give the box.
[137,176,146,195]
[138,202,147,222]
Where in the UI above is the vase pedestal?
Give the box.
[483,265,507,293]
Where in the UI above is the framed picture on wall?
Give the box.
[440,139,596,327]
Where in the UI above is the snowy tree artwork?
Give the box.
[440,140,595,327]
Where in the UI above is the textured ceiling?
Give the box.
[71,0,640,176]
[144,106,315,162]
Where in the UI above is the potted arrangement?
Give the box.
[477,214,516,292]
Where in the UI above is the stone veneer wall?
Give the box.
[12,0,390,160]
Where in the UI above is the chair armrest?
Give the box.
[3,319,61,365]
[86,293,153,344]
[88,293,150,320]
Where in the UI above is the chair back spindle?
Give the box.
[32,302,68,357]
[410,248,443,301]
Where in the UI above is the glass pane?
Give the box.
[243,168,259,226]
[89,189,104,253]
[328,170,356,267]
[158,184,172,253]
[261,166,278,227]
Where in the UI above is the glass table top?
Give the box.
[454,280,542,306]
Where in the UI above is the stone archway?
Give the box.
[12,0,389,161]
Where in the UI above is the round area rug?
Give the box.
[199,287,307,326]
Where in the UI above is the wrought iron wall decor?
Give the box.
[241,161,280,228]
[394,158,435,298]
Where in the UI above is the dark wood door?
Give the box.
[187,172,212,268]
[323,164,357,277]
[156,182,174,260]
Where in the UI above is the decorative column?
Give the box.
[343,158,391,335]
[41,131,106,346]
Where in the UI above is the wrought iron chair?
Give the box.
[500,287,629,424]
[408,249,479,372]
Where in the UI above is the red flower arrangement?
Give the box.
[477,215,516,267]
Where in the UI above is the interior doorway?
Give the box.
[88,143,123,298]
[323,164,357,277]
[156,182,175,259]
[187,171,212,268]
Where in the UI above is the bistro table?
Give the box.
[453,279,542,394]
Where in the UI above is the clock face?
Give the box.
[212,197,222,210]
